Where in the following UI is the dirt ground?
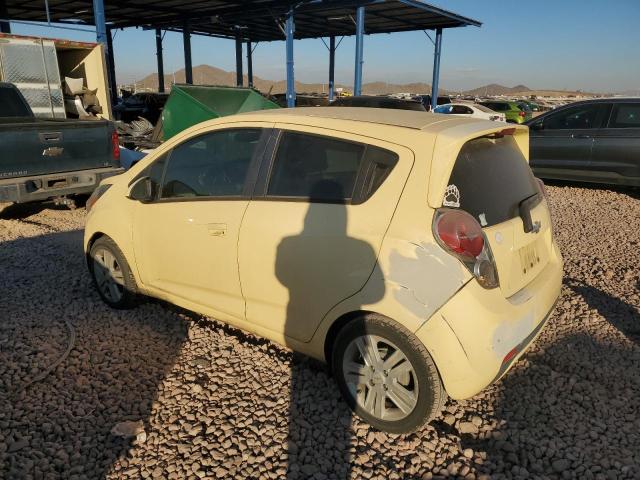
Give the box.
[0,184,638,480]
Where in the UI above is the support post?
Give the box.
[235,32,243,86]
[431,28,443,110]
[92,0,107,45]
[285,8,295,108]
[106,28,117,105]
[246,41,253,88]
[183,20,193,84]
[328,36,335,102]
[156,28,165,92]
[0,0,10,33]
[353,6,365,96]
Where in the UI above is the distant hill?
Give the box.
[130,65,598,97]
[132,64,435,95]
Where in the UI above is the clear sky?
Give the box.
[8,0,640,93]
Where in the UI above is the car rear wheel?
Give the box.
[332,315,446,433]
[89,236,138,309]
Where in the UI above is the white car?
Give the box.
[434,103,506,122]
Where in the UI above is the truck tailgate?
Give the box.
[0,118,117,180]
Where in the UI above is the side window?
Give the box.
[452,105,473,114]
[356,146,399,203]
[609,104,640,128]
[161,128,262,199]
[544,104,605,130]
[267,132,365,201]
[129,152,168,200]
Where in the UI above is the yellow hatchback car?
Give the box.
[84,108,562,433]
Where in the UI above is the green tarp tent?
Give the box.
[162,84,280,140]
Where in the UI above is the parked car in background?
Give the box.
[527,98,640,186]
[113,92,169,124]
[433,103,506,122]
[414,94,452,111]
[518,100,542,112]
[330,95,426,111]
[0,82,122,207]
[84,107,562,433]
[479,100,532,124]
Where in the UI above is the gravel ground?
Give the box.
[0,185,638,480]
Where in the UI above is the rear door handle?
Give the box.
[207,223,227,236]
[571,134,591,139]
[39,132,62,142]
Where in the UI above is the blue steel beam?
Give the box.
[328,35,335,102]
[430,27,442,110]
[92,0,107,45]
[285,8,295,108]
[246,40,253,88]
[353,6,365,96]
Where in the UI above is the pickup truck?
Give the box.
[0,82,123,206]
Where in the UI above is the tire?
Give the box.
[332,314,446,433]
[89,236,139,309]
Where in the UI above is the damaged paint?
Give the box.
[491,309,535,357]
[387,241,469,322]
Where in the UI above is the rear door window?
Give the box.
[266,131,398,203]
[544,104,607,130]
[608,104,640,128]
[0,87,32,117]
[447,136,539,227]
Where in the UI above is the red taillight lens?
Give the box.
[435,209,484,258]
[111,131,120,160]
[519,110,526,117]
[433,208,499,289]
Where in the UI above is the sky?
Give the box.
[8,0,640,93]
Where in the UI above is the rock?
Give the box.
[111,420,146,442]
[553,459,571,472]
[458,422,479,435]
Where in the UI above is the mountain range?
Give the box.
[131,64,593,97]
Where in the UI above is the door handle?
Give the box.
[207,223,227,236]
[571,134,591,139]
[39,132,62,142]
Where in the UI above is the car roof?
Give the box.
[239,106,480,131]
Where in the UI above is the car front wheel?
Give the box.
[89,236,139,309]
[332,315,446,433]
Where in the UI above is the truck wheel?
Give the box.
[332,315,446,433]
[89,236,138,309]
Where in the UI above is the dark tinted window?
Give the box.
[358,146,399,202]
[130,152,168,200]
[544,104,605,130]
[452,105,473,114]
[483,102,510,112]
[268,132,365,201]
[447,136,538,227]
[609,104,640,128]
[161,129,261,199]
[0,86,32,117]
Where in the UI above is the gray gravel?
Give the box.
[0,185,639,480]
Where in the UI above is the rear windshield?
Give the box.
[0,87,32,117]
[446,136,538,227]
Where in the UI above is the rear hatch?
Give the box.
[446,132,551,297]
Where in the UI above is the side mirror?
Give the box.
[128,176,155,202]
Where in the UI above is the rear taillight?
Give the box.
[519,110,526,117]
[434,209,499,289]
[111,131,120,160]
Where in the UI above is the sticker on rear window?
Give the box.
[479,213,488,226]
[443,184,460,208]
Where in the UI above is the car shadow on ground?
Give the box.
[566,277,640,344]
[0,229,188,479]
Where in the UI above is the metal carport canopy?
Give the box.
[1,0,481,107]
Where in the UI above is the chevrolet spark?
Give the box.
[84,108,562,433]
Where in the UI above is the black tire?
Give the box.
[332,314,446,433]
[89,236,139,309]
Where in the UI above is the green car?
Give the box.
[517,100,542,112]
[479,100,532,124]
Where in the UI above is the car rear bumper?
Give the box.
[415,241,563,400]
[0,167,124,203]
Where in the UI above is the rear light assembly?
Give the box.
[433,208,499,289]
[519,110,526,117]
[111,131,121,161]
